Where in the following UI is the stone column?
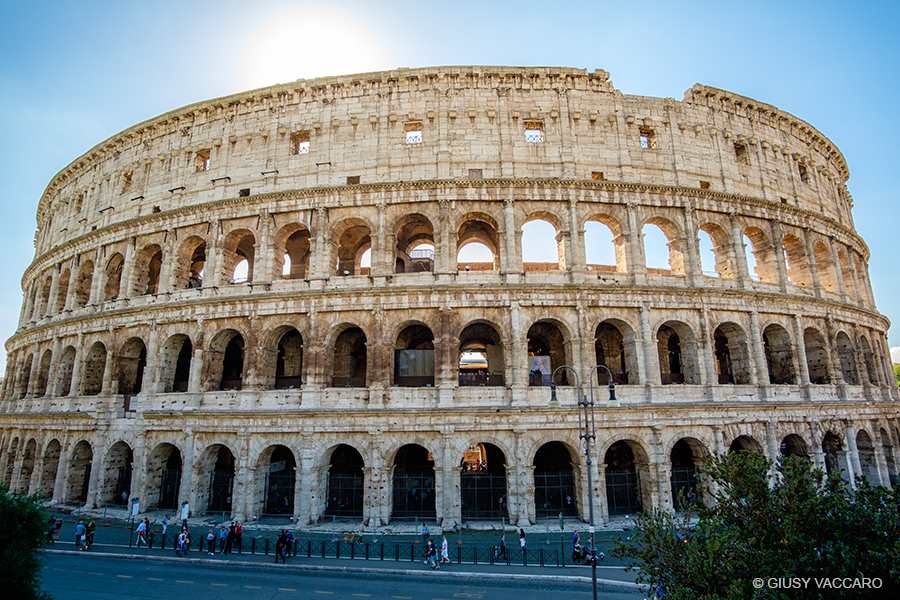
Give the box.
[51,442,70,504]
[829,239,848,302]
[681,205,699,287]
[45,337,62,398]
[844,421,861,488]
[101,347,116,396]
[205,221,222,287]
[157,232,178,293]
[597,462,609,525]
[651,428,672,513]
[698,309,716,393]
[729,213,750,289]
[748,311,769,393]
[46,268,61,317]
[253,209,273,283]
[791,315,811,388]
[503,197,522,280]
[25,351,41,398]
[803,228,823,298]
[626,203,645,285]
[807,421,826,473]
[88,254,104,305]
[769,220,789,293]
[639,306,657,387]
[64,264,79,311]
[567,197,586,283]
[130,432,146,509]
[178,432,196,512]
[873,428,890,487]
[766,421,779,483]
[508,301,528,391]
[69,335,84,397]
[513,430,531,527]
[120,236,136,299]
[441,433,458,527]
[87,448,104,508]
[142,324,159,395]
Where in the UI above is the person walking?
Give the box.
[519,528,526,552]
[274,530,287,563]
[572,530,581,563]
[135,519,147,548]
[177,529,187,557]
[421,522,429,543]
[217,525,228,554]
[161,515,169,536]
[74,521,86,550]
[494,533,506,561]
[206,529,215,555]
[439,535,451,565]
[224,522,235,554]
[86,520,96,549]
[234,521,242,552]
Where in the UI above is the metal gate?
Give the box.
[605,467,642,515]
[158,468,181,509]
[392,472,435,519]
[670,465,699,510]
[264,471,295,515]
[534,471,577,517]
[325,473,364,517]
[460,472,507,519]
[114,465,131,505]
[209,471,234,512]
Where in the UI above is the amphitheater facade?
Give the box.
[2,66,898,528]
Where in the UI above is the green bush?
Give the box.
[612,452,900,599]
[0,487,52,600]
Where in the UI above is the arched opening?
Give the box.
[394,324,435,387]
[657,322,699,384]
[275,329,304,389]
[277,226,311,279]
[714,323,751,385]
[838,251,857,302]
[332,327,367,387]
[585,217,623,273]
[594,321,633,384]
[132,244,162,295]
[780,434,809,460]
[782,234,811,286]
[262,446,296,516]
[605,441,646,515]
[861,337,879,386]
[814,242,838,293]
[856,431,880,484]
[35,349,52,397]
[460,442,508,520]
[671,439,706,510]
[161,335,192,393]
[458,321,504,387]
[457,214,499,272]
[698,223,735,278]
[38,275,53,317]
[522,217,562,271]
[743,227,776,283]
[763,324,796,384]
[103,253,125,301]
[822,432,849,482]
[643,221,679,274]
[208,331,244,391]
[804,328,830,384]
[174,236,206,289]
[147,443,182,510]
[54,268,70,313]
[333,219,372,276]
[527,321,567,386]
[200,445,235,515]
[58,346,76,396]
[38,440,61,499]
[118,338,146,407]
[534,441,577,517]
[729,435,763,454]
[3,438,19,488]
[82,342,107,396]
[66,441,93,505]
[17,439,37,494]
[836,332,859,385]
[394,214,435,273]
[74,260,93,307]
[99,441,133,507]
[392,444,435,519]
[325,445,364,518]
[16,354,32,399]
[880,428,898,487]
[221,229,256,284]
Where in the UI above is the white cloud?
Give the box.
[891,347,900,364]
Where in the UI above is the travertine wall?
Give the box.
[1,67,898,527]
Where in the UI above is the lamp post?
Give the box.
[548,364,619,600]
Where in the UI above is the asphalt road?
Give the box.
[42,553,646,600]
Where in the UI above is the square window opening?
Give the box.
[734,143,749,165]
[195,150,211,172]
[239,188,250,197]
[405,122,423,144]
[524,120,543,143]
[291,132,310,155]
[121,172,133,193]
[469,169,483,179]
[798,163,809,183]
[346,175,361,185]
[699,180,710,190]
[639,128,657,149]
[591,171,605,181]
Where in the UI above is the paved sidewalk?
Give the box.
[46,539,643,593]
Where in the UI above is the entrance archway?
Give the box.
[458,321,504,386]
[534,442,577,517]
[325,445,364,518]
[147,444,182,510]
[99,441,133,507]
[66,441,93,505]
[729,435,763,454]
[604,441,644,516]
[780,434,809,460]
[670,439,705,510]
[460,443,507,520]
[392,444,435,519]
[262,446,295,516]
[38,439,61,499]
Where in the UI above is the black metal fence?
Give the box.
[129,530,563,567]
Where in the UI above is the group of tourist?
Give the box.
[48,517,95,550]
[206,522,243,555]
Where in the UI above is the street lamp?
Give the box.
[548,364,619,600]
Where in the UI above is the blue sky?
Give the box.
[1,0,898,370]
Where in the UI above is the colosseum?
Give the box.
[1,66,898,528]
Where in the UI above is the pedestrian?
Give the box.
[439,535,451,565]
[218,525,227,553]
[161,515,169,536]
[135,519,147,548]
[494,533,506,561]
[422,522,429,543]
[87,520,96,549]
[224,522,235,554]
[426,539,438,569]
[356,521,365,544]
[519,528,526,552]
[572,530,581,563]
[234,521,242,552]
[184,528,192,553]
[274,530,287,563]
[285,531,294,558]
[46,518,56,544]
[52,519,62,543]
[206,529,215,555]
[74,521,86,550]
[177,529,187,557]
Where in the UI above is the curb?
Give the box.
[46,549,643,591]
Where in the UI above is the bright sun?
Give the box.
[235,7,395,90]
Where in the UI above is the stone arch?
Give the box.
[528,319,570,386]
[16,353,33,399]
[331,324,368,388]
[220,228,256,284]
[458,320,505,387]
[822,431,850,483]
[742,225,777,283]
[392,444,436,520]
[604,439,650,515]
[584,213,626,272]
[65,440,93,505]
[837,250,857,302]
[197,444,236,515]
[58,345,76,396]
[813,241,838,293]
[333,218,372,276]
[533,441,578,517]
[173,235,206,289]
[54,268,70,313]
[860,336,879,385]
[457,212,500,271]
[879,428,898,487]
[856,430,880,484]
[670,437,709,509]
[82,341,107,396]
[642,216,684,275]
[594,319,638,384]
[460,442,509,520]
[131,243,163,296]
[835,331,859,385]
[272,327,304,390]
[3,437,19,488]
[393,322,435,387]
[713,322,751,385]
[804,327,830,384]
[257,444,296,517]
[98,441,133,507]
[394,213,435,274]
[697,222,735,278]
[324,444,365,518]
[780,434,809,459]
[118,337,147,399]
[782,234,811,286]
[160,334,193,393]
[729,435,763,454]
[522,211,564,270]
[37,439,61,499]
[763,323,796,384]
[146,442,183,510]
[73,259,93,307]
[274,223,312,279]
[34,348,52,397]
[38,274,53,317]
[103,252,125,301]
[16,438,37,494]
[207,329,245,391]
[657,320,700,385]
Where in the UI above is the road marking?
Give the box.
[211,583,228,587]
[148,578,164,581]
[280,588,298,592]
[117,575,132,579]
[314,592,333,595]
[245,586,261,589]
[176,580,194,584]
[88,572,103,576]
